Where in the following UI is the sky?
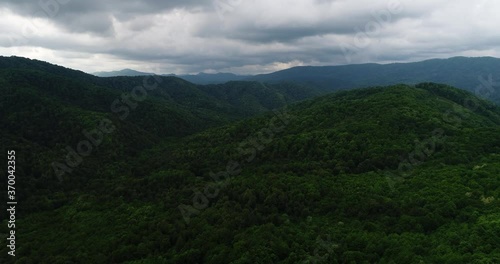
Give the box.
[0,0,499,75]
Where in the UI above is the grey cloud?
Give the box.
[1,0,499,74]
[3,0,206,16]
[57,12,116,36]
[107,40,346,73]
[196,7,417,44]
[1,0,206,36]
[198,25,350,44]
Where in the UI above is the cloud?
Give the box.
[1,0,500,74]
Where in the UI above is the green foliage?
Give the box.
[1,57,499,263]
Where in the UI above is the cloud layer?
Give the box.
[1,0,499,74]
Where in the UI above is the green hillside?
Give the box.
[1,63,498,264]
[0,56,319,228]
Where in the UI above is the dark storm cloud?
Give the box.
[1,0,206,35]
[2,0,206,16]
[1,0,499,74]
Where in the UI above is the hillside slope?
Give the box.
[0,56,320,220]
[3,83,499,263]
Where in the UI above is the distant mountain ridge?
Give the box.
[93,57,500,104]
[93,69,155,77]
[247,56,500,104]
[178,72,248,85]
[93,69,248,85]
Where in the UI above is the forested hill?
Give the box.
[1,70,499,263]
[248,56,500,104]
[0,56,320,138]
[0,56,321,148]
[0,56,319,221]
[115,83,500,263]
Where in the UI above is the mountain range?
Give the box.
[93,57,500,105]
[1,56,499,263]
[93,69,249,85]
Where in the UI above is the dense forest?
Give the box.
[0,57,499,263]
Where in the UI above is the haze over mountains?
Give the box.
[93,69,249,85]
[93,69,155,77]
[1,56,499,263]
[93,57,500,104]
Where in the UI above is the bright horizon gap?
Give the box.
[4,55,500,77]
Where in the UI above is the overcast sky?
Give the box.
[0,0,499,75]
